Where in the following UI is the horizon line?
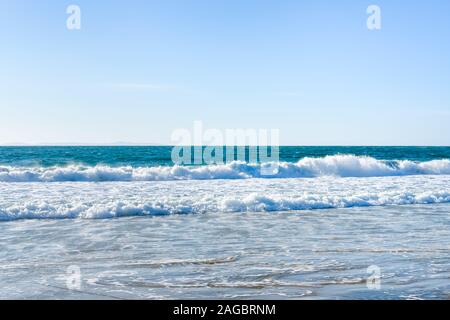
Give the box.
[1,144,450,147]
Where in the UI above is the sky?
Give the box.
[1,0,450,145]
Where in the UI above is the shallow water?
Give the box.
[1,203,449,299]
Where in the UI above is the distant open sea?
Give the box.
[1,146,449,299]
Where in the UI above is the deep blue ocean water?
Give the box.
[1,146,449,167]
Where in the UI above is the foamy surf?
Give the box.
[1,174,450,220]
[1,155,450,182]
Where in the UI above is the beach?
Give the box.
[1,203,449,299]
[3,0,450,305]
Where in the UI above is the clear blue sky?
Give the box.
[1,0,450,145]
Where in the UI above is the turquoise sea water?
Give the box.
[1,146,450,167]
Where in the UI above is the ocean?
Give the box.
[1,146,449,299]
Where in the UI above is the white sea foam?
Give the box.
[1,174,450,220]
[1,155,450,182]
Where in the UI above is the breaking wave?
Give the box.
[1,155,450,182]
[1,190,450,221]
